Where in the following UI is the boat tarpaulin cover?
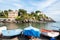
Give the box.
[23,29,40,38]
[23,26,40,38]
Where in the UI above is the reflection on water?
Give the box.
[0,22,60,30]
[16,23,47,29]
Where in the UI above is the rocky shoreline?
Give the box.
[14,18,55,23]
[0,18,55,23]
[0,9,55,23]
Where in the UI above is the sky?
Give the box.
[0,0,60,21]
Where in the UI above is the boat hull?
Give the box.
[41,29,60,39]
[2,29,22,37]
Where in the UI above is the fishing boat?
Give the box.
[0,26,7,34]
[2,29,22,37]
[52,30,60,39]
[0,26,7,38]
[23,25,40,39]
[41,29,59,38]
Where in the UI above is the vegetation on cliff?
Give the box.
[0,9,55,23]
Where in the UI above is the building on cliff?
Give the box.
[7,10,18,22]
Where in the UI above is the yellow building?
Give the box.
[7,10,18,22]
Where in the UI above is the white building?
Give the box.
[7,10,18,22]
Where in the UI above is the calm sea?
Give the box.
[0,22,60,31]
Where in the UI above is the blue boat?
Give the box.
[23,25,40,38]
[2,29,22,37]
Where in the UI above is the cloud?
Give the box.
[43,0,60,21]
[13,3,23,8]
[0,0,59,12]
[5,0,20,2]
[44,0,60,15]
[31,0,57,10]
[0,0,60,21]
[0,0,58,11]
[0,0,4,3]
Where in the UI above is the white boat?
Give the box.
[2,29,22,37]
[47,32,59,38]
[41,29,60,37]
[0,26,7,34]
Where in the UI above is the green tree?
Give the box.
[35,10,41,13]
[0,11,4,16]
[0,11,5,18]
[4,10,8,18]
[8,9,13,12]
[31,12,35,17]
[18,9,27,15]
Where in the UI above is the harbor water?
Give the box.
[0,22,60,40]
[0,22,60,31]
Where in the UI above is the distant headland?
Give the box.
[0,9,55,23]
